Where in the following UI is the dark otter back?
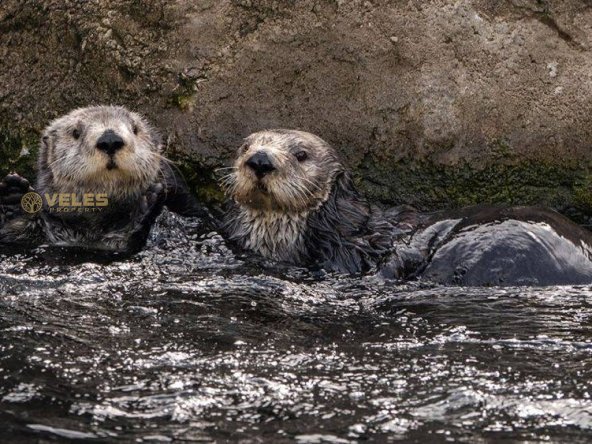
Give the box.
[416,206,592,286]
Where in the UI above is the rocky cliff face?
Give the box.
[1,0,592,218]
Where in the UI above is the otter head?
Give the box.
[225,129,344,213]
[223,130,390,274]
[39,106,162,198]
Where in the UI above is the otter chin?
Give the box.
[223,130,592,286]
[0,106,207,253]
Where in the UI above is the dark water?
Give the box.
[1,211,591,443]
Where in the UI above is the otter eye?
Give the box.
[132,124,139,135]
[72,129,80,140]
[295,151,308,162]
[240,143,249,154]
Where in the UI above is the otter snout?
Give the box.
[96,130,125,156]
[246,152,276,178]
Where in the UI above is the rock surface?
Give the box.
[1,0,592,217]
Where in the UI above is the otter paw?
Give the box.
[0,173,32,206]
[139,183,165,214]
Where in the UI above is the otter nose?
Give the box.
[246,152,276,178]
[96,130,125,156]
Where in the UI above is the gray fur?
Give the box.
[222,130,592,286]
[224,205,309,264]
[0,106,205,254]
[37,105,161,200]
[222,129,396,273]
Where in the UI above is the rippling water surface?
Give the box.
[1,211,591,442]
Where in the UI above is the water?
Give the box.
[1,211,591,442]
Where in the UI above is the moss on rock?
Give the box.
[0,128,38,181]
[173,155,226,206]
[355,156,592,224]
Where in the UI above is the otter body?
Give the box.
[396,206,592,286]
[223,129,592,286]
[0,106,205,254]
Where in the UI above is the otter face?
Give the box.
[40,106,162,196]
[224,130,343,213]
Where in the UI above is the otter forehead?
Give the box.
[46,106,152,139]
[53,105,137,121]
[243,129,338,159]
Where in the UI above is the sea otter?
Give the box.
[0,106,207,254]
[222,129,592,286]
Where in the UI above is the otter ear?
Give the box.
[40,131,54,156]
[330,171,371,234]
[41,134,51,150]
[38,132,54,173]
[305,170,374,273]
[238,142,249,154]
[332,171,358,200]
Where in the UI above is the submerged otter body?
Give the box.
[0,106,206,253]
[389,206,592,286]
[223,129,592,286]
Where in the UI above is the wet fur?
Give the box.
[0,106,205,253]
[39,106,161,200]
[223,130,592,286]
[303,172,395,273]
[225,206,309,263]
[223,130,397,273]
